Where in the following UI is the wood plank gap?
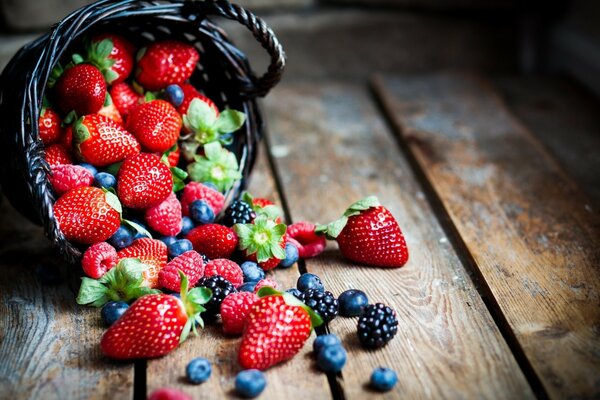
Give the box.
[133,360,146,400]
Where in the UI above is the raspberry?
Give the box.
[253,278,279,293]
[148,388,192,400]
[82,242,118,279]
[287,222,326,258]
[357,303,398,348]
[181,182,225,216]
[145,192,182,236]
[48,164,94,196]
[159,251,205,292]
[204,259,243,287]
[220,292,259,335]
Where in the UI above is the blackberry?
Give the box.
[196,275,237,316]
[221,200,255,227]
[300,289,339,323]
[357,303,398,348]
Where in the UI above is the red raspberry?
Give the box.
[204,259,243,287]
[148,388,192,400]
[254,278,279,293]
[45,143,73,166]
[144,192,182,236]
[180,182,225,216]
[220,292,259,335]
[82,242,118,279]
[158,250,205,292]
[48,164,94,196]
[186,224,237,260]
[287,222,326,258]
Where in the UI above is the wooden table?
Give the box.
[1,73,599,399]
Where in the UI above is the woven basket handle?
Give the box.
[203,0,285,97]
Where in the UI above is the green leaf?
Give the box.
[96,39,113,59]
[186,98,218,133]
[187,143,241,192]
[283,292,324,328]
[123,219,152,239]
[316,216,348,240]
[63,110,78,125]
[213,109,246,134]
[257,286,280,298]
[256,205,282,221]
[73,117,90,143]
[272,223,287,238]
[76,277,109,306]
[203,141,222,160]
[271,243,286,260]
[171,167,188,181]
[72,53,85,65]
[344,196,380,217]
[104,191,123,214]
[187,287,212,305]
[144,92,157,102]
[105,162,122,176]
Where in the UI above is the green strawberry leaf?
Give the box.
[104,191,123,214]
[63,110,78,125]
[187,142,242,192]
[104,69,119,84]
[234,216,287,263]
[170,167,188,193]
[105,161,122,176]
[47,63,64,89]
[343,196,380,217]
[123,219,152,239]
[71,53,85,65]
[73,117,90,143]
[185,98,219,134]
[213,109,246,134]
[76,277,110,307]
[144,91,157,102]
[179,272,212,343]
[256,205,282,221]
[315,216,348,240]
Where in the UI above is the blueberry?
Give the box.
[313,334,341,354]
[108,225,134,249]
[279,242,299,268]
[370,367,398,392]
[94,172,117,189]
[101,301,128,326]
[317,344,347,373]
[338,289,369,317]
[165,84,184,107]
[297,273,324,292]
[168,239,193,258]
[190,200,215,225]
[238,282,257,292]
[160,236,178,247]
[202,182,219,191]
[180,216,194,236]
[285,288,302,299]
[186,357,212,384]
[235,369,266,398]
[240,261,265,283]
[79,163,97,176]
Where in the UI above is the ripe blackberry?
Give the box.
[221,200,255,227]
[196,275,237,316]
[357,303,398,348]
[300,289,339,323]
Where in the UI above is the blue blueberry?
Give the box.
[186,357,212,384]
[317,344,347,373]
[190,200,215,225]
[285,288,302,299]
[165,84,184,107]
[297,273,324,292]
[313,334,341,354]
[235,369,266,398]
[168,239,193,258]
[79,163,97,176]
[238,282,258,292]
[101,301,129,326]
[370,367,398,392]
[93,172,117,189]
[202,182,219,192]
[338,289,369,317]
[180,216,194,236]
[279,242,299,268]
[240,261,265,283]
[108,225,134,249]
[160,236,178,247]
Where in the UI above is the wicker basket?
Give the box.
[0,0,285,264]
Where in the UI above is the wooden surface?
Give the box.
[373,73,600,399]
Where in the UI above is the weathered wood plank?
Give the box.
[146,146,331,399]
[0,198,133,400]
[374,73,600,399]
[264,83,533,398]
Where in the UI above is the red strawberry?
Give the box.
[287,221,326,259]
[55,64,106,115]
[81,242,117,279]
[148,388,192,400]
[221,292,258,335]
[127,100,181,153]
[204,259,243,287]
[117,238,168,288]
[181,182,224,216]
[88,33,135,84]
[164,145,180,167]
[45,143,73,166]
[62,126,73,149]
[186,224,237,260]
[252,197,274,209]
[48,164,94,196]
[38,107,63,145]
[117,153,173,209]
[144,192,182,236]
[109,82,142,118]
[136,41,199,90]
[73,114,140,167]
[242,192,283,223]
[234,216,287,271]
[159,250,205,292]
[177,83,219,117]
[316,196,408,268]
[98,94,123,125]
[53,187,121,244]
[253,278,279,293]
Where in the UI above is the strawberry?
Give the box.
[117,238,168,288]
[159,250,205,292]
[287,222,326,259]
[45,143,73,166]
[234,216,287,271]
[176,83,218,116]
[117,153,173,209]
[204,259,243,287]
[81,242,117,279]
[55,64,106,115]
[238,288,322,370]
[163,145,180,168]
[100,273,211,359]
[316,196,409,268]
[180,182,225,216]
[73,114,140,167]
[221,291,258,335]
[253,278,279,293]
[186,224,238,260]
[97,94,123,125]
[144,192,182,236]
[136,40,199,90]
[53,186,121,244]
[48,164,94,196]
[87,33,135,84]
[62,126,73,149]
[127,99,181,153]
[38,107,63,145]
[109,82,142,118]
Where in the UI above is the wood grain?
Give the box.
[146,145,332,399]
[0,198,133,400]
[263,83,533,399]
[373,73,600,399]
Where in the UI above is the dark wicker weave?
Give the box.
[0,0,285,264]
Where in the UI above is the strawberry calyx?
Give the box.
[234,215,286,263]
[161,148,188,192]
[178,271,212,343]
[82,38,119,83]
[315,196,380,240]
[187,141,242,192]
[242,192,282,221]
[256,286,323,329]
[182,98,246,146]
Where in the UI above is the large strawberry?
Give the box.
[86,33,135,84]
[234,215,287,271]
[136,40,199,90]
[186,224,238,260]
[127,99,181,153]
[53,186,121,244]
[109,82,142,118]
[144,192,182,236]
[117,238,168,288]
[101,273,211,359]
[55,64,106,115]
[38,107,63,145]
[73,114,140,167]
[97,94,123,125]
[117,153,173,209]
[238,288,322,370]
[316,196,409,267]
